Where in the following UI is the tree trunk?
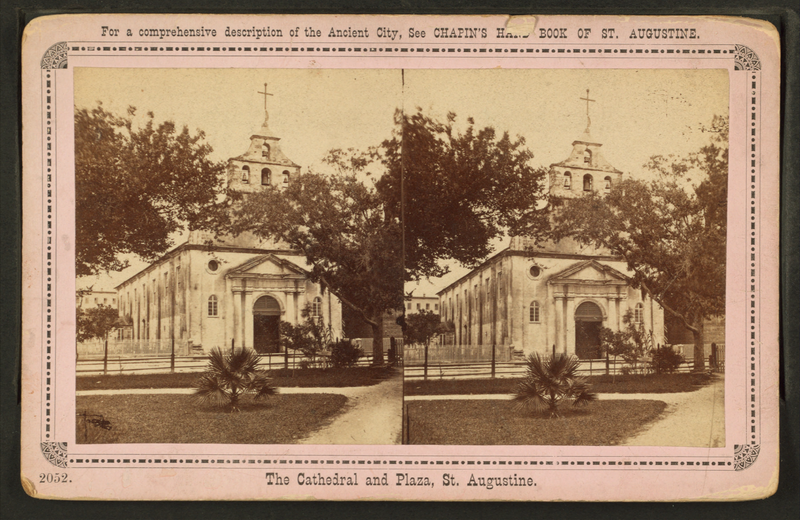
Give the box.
[371,313,384,366]
[692,319,706,372]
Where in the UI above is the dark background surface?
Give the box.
[2,1,798,518]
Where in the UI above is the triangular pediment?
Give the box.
[227,254,307,278]
[548,259,628,284]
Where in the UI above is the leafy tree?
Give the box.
[233,170,402,366]
[377,109,551,280]
[232,109,550,365]
[650,345,685,375]
[279,304,334,367]
[75,103,228,276]
[514,354,596,418]
[552,116,728,371]
[76,304,123,343]
[599,311,656,379]
[403,309,442,348]
[194,348,276,412]
[330,340,364,368]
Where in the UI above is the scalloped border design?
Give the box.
[40,42,68,69]
[734,44,761,71]
[733,444,760,471]
[41,442,69,468]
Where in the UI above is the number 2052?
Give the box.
[39,473,70,483]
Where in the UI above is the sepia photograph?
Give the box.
[400,69,729,447]
[73,68,405,445]
[19,13,781,501]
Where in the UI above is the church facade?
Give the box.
[115,101,342,355]
[437,121,665,359]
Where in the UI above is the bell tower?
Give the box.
[549,90,623,200]
[227,83,301,194]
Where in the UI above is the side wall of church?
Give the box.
[438,253,665,358]
[117,248,342,354]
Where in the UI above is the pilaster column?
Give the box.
[546,285,556,355]
[244,291,254,350]
[225,280,235,350]
[554,295,564,355]
[233,290,242,349]
[607,295,617,331]
[565,297,576,356]
[285,290,295,325]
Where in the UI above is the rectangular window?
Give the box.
[529,302,540,323]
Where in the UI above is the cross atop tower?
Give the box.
[580,89,595,129]
[258,83,274,111]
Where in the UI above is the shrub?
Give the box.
[514,354,596,418]
[330,340,363,368]
[650,345,685,375]
[194,347,276,412]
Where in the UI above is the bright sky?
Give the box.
[74,67,728,294]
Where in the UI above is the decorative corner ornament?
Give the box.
[734,45,761,71]
[41,442,69,468]
[40,42,68,69]
[734,444,760,471]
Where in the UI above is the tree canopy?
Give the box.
[232,167,402,364]
[76,304,124,343]
[376,109,550,280]
[75,104,228,276]
[403,309,442,348]
[232,109,549,364]
[552,116,728,370]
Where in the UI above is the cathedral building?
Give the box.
[437,101,665,359]
[115,93,342,355]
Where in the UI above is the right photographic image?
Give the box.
[402,68,728,447]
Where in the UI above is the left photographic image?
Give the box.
[74,68,404,445]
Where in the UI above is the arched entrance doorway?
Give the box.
[575,301,603,359]
[253,295,281,353]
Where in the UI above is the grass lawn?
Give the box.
[77,366,395,391]
[404,372,712,396]
[406,399,667,445]
[76,393,347,444]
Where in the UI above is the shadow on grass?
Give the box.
[77,365,398,391]
[76,393,348,444]
[404,372,713,397]
[406,399,668,445]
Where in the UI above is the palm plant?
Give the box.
[514,353,596,418]
[195,347,277,412]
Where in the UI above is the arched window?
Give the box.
[261,168,271,185]
[583,174,593,192]
[208,295,218,317]
[634,302,644,324]
[529,301,540,323]
[563,171,572,190]
[241,165,250,183]
[262,143,270,158]
[604,176,612,192]
[282,170,290,184]
[311,296,323,319]
[584,149,593,164]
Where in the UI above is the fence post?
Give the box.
[170,336,175,373]
[423,343,428,381]
[103,336,108,375]
[491,341,496,378]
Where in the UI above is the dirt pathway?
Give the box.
[617,375,725,447]
[298,373,404,445]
